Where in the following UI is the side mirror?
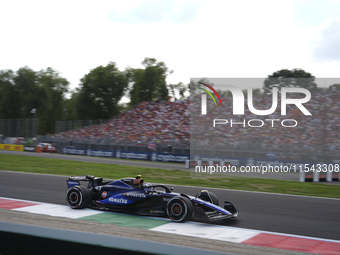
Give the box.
[170,187,174,191]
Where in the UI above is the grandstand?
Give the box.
[46,90,340,162]
[49,100,190,154]
[190,89,340,162]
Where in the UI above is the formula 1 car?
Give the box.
[66,175,238,223]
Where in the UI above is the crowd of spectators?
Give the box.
[191,88,340,160]
[51,100,190,149]
[51,89,340,160]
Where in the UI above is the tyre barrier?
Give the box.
[299,170,340,182]
[223,161,231,167]
[332,171,340,181]
[212,160,221,167]
[185,160,199,169]
[186,160,339,182]
[201,160,209,167]
[185,160,232,169]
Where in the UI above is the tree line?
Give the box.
[0,57,187,135]
[1,61,337,136]
[191,68,340,96]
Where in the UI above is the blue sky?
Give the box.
[1,0,340,98]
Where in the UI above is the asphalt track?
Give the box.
[1,150,340,241]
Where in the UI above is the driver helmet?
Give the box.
[143,183,154,193]
[133,174,143,186]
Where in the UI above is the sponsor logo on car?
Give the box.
[101,191,107,198]
[71,176,87,180]
[162,197,171,202]
[150,210,164,214]
[67,181,79,185]
[124,193,146,198]
[109,197,128,204]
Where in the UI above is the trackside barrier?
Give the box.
[24,146,36,152]
[201,160,209,167]
[60,148,340,182]
[299,170,340,182]
[320,171,327,181]
[313,172,320,182]
[62,147,189,163]
[299,171,314,182]
[327,171,333,182]
[211,160,231,167]
[185,160,200,169]
[299,171,304,182]
[332,171,340,181]
[223,161,231,167]
[212,160,221,167]
[0,144,24,151]
[35,145,42,153]
[314,171,327,182]
[185,160,233,169]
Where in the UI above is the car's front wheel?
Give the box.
[66,186,91,209]
[196,190,219,205]
[166,196,193,223]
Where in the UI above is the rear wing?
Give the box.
[66,175,103,189]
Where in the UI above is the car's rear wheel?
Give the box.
[166,196,193,223]
[66,186,91,209]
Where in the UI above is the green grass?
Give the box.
[1,154,340,199]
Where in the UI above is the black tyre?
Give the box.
[196,190,219,206]
[166,196,193,223]
[66,186,92,209]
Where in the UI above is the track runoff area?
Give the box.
[0,196,340,255]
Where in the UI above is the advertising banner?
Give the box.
[115,150,149,160]
[24,146,36,152]
[62,147,86,155]
[61,147,189,163]
[86,149,114,158]
[150,152,189,163]
[0,144,24,151]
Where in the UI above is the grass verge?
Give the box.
[1,154,340,199]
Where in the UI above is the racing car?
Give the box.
[66,175,238,223]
